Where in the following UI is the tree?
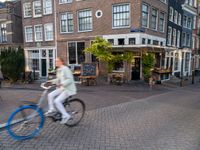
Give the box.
[142,53,155,81]
[85,37,134,73]
[0,46,25,82]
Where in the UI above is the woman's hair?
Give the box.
[57,57,65,64]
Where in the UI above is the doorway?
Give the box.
[131,58,140,80]
[41,59,47,77]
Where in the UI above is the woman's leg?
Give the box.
[47,88,63,111]
[54,91,70,118]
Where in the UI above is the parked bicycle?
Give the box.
[6,83,85,140]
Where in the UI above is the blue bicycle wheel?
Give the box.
[7,105,45,140]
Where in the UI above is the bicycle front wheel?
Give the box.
[7,105,45,140]
[64,99,85,127]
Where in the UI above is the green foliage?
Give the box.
[84,37,113,62]
[0,46,25,82]
[142,53,155,80]
[85,37,134,73]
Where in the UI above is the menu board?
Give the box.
[81,63,97,76]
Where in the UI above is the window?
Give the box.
[68,42,85,65]
[142,38,146,44]
[60,13,74,33]
[193,16,196,29]
[33,1,42,17]
[44,23,53,41]
[25,26,33,42]
[159,12,165,32]
[113,4,130,28]
[177,30,180,47]
[59,0,72,4]
[186,34,190,47]
[129,38,136,45]
[187,17,191,29]
[28,50,39,71]
[151,8,158,30]
[142,4,149,28]
[23,3,32,18]
[153,40,159,45]
[174,10,178,24]
[182,32,186,46]
[169,7,173,22]
[174,53,179,71]
[34,25,43,41]
[172,29,176,46]
[178,13,182,25]
[183,15,187,27]
[108,39,114,45]
[167,26,172,46]
[0,23,7,43]
[43,0,52,15]
[78,9,92,31]
[118,39,125,45]
[185,53,190,72]
[148,39,151,44]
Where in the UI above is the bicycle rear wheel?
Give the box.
[64,99,85,127]
[7,105,45,140]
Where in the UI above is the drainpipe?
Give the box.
[53,0,57,65]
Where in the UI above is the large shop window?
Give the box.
[68,42,85,65]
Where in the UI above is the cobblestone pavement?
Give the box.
[0,82,169,124]
[0,83,200,149]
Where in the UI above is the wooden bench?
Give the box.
[79,76,97,86]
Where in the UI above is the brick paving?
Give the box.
[0,82,200,149]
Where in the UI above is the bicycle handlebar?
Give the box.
[40,82,54,90]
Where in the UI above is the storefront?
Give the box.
[24,47,56,78]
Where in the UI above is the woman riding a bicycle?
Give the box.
[45,57,77,124]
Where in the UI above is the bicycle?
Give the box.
[6,83,85,140]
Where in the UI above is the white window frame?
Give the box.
[151,8,158,30]
[43,0,52,15]
[159,12,165,32]
[178,13,182,26]
[112,3,130,29]
[60,12,74,33]
[174,10,178,24]
[78,9,93,32]
[142,3,149,28]
[167,26,172,46]
[172,28,176,46]
[23,3,32,18]
[25,26,33,42]
[33,1,42,18]
[44,23,54,41]
[59,0,73,4]
[182,32,186,46]
[169,7,173,22]
[34,25,43,42]
[177,30,180,47]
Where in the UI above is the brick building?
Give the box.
[21,0,56,78]
[0,1,23,49]
[56,0,168,81]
